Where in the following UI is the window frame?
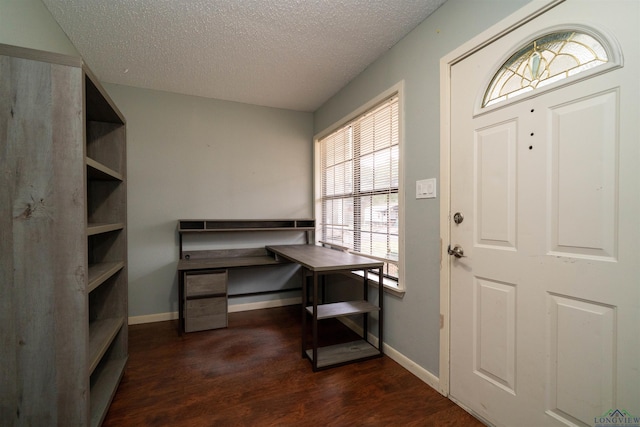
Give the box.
[314,82,405,294]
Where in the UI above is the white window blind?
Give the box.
[319,95,399,279]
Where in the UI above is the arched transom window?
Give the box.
[483,30,609,107]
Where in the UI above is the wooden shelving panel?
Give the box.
[305,340,381,369]
[89,357,127,427]
[86,157,123,181]
[305,300,380,320]
[179,219,315,232]
[87,223,125,236]
[88,261,125,293]
[0,44,128,426]
[88,317,125,374]
[85,63,128,426]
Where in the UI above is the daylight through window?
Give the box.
[319,96,399,280]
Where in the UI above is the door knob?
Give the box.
[448,244,465,258]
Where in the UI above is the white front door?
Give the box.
[449,1,639,426]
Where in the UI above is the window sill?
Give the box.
[342,270,405,298]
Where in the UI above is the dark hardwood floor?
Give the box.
[103,305,483,426]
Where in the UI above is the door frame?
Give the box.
[438,0,564,397]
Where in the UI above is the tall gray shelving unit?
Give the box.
[0,44,128,426]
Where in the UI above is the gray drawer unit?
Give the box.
[185,297,227,332]
[184,270,228,332]
[185,270,227,297]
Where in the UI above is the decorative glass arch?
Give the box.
[483,31,609,107]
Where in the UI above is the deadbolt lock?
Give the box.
[453,212,464,224]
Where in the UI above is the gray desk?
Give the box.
[266,245,384,371]
[177,219,314,334]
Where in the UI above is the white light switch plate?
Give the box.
[416,178,436,199]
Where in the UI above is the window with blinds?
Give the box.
[319,95,399,280]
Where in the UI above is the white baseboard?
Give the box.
[128,311,178,325]
[383,344,440,392]
[338,317,440,393]
[127,297,301,325]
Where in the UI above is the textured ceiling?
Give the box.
[41,0,446,112]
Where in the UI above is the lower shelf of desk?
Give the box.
[305,300,379,319]
[305,340,381,369]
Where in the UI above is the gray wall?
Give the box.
[103,84,314,318]
[314,0,531,376]
[2,0,538,379]
[0,0,314,319]
[0,0,78,56]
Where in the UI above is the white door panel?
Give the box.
[449,1,639,425]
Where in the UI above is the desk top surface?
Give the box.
[177,255,283,271]
[266,244,383,272]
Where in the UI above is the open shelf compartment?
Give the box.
[178,219,315,232]
[86,157,123,181]
[305,300,380,320]
[88,317,125,374]
[88,261,125,293]
[89,349,127,427]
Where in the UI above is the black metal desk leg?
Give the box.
[301,266,307,358]
[178,272,184,335]
[363,269,369,340]
[312,271,319,371]
[378,266,384,354]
